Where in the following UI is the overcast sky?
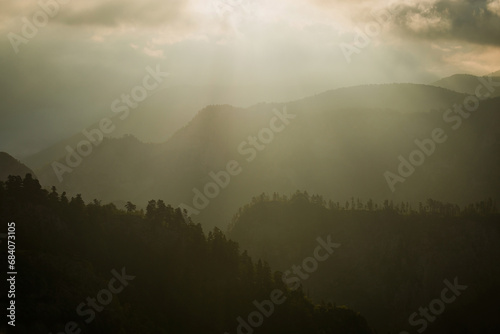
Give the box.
[1,0,499,157]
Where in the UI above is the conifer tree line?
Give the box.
[0,175,372,334]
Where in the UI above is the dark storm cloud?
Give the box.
[391,0,500,46]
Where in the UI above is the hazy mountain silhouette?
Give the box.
[432,73,500,97]
[0,152,35,181]
[24,85,316,169]
[35,83,500,229]
[301,83,467,112]
[9,77,500,334]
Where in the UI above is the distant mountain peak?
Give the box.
[432,73,500,96]
[490,69,500,77]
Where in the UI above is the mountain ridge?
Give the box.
[35,84,500,229]
[432,73,500,96]
[27,83,468,171]
[0,152,36,181]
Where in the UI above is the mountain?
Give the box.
[23,84,316,170]
[0,175,374,334]
[228,192,500,333]
[301,83,467,112]
[0,152,35,181]
[35,83,500,229]
[432,73,500,97]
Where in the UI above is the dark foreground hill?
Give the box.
[0,175,372,334]
[228,191,500,334]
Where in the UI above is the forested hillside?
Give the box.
[0,175,372,334]
[229,191,500,333]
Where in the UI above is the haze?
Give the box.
[1,1,500,334]
[1,0,500,156]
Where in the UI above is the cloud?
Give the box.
[59,0,192,27]
[0,0,193,27]
[1,0,499,158]
[390,0,500,46]
[488,0,500,15]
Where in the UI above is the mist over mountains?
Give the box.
[22,79,500,230]
[2,66,500,334]
[22,84,315,169]
[3,0,500,332]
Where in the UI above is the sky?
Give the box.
[1,0,499,157]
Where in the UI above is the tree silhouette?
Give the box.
[125,201,136,213]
